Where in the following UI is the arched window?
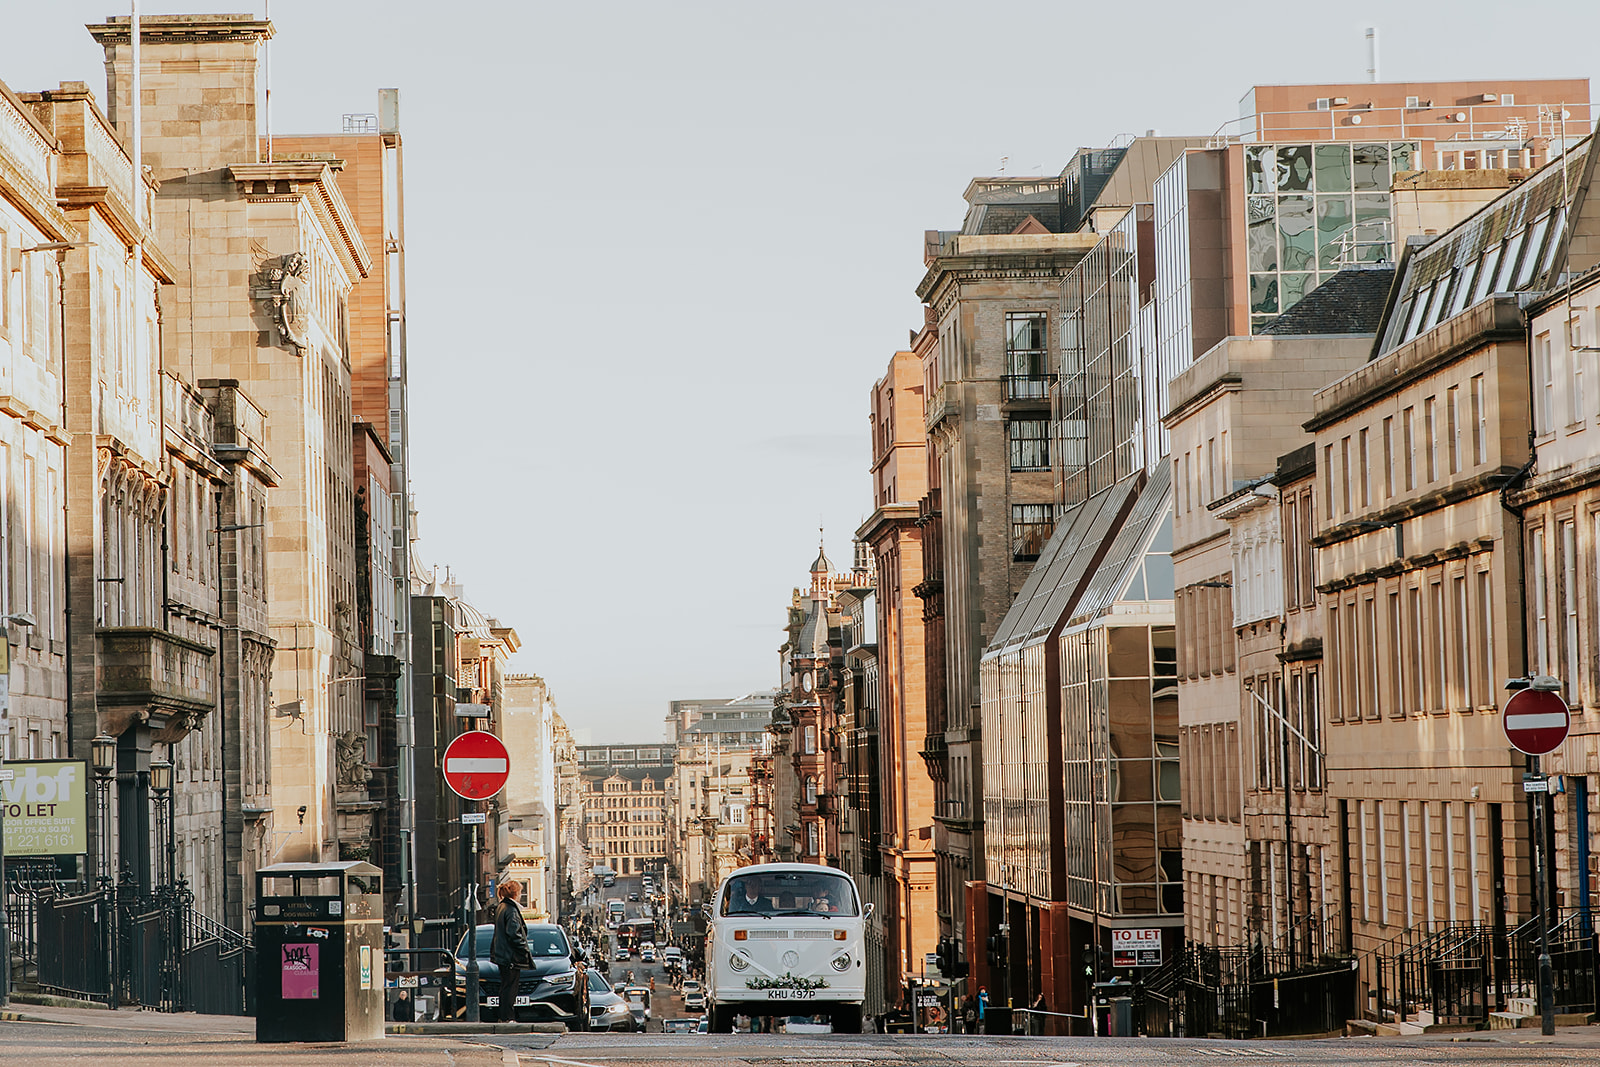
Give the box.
[805,776,818,805]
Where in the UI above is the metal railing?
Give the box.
[6,878,254,1015]
[1004,373,1052,401]
[1368,920,1508,1026]
[1511,907,1598,1017]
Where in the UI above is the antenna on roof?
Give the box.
[264,0,273,161]
[999,156,1009,174]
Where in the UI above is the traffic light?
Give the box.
[986,935,1002,967]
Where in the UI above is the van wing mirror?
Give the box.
[863,902,874,919]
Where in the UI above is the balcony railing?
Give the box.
[1003,373,1052,401]
[925,382,961,431]
[96,627,217,733]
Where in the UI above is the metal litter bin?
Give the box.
[255,861,384,1042]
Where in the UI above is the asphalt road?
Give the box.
[7,1011,1600,1067]
[4,1000,1600,1067]
[590,874,686,1032]
[489,1029,1600,1067]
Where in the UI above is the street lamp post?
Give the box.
[0,610,39,1009]
[149,755,183,1011]
[91,734,118,1009]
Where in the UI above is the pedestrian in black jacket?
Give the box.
[490,881,533,1022]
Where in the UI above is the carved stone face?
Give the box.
[274,252,312,353]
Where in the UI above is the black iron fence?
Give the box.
[1135,943,1356,1039]
[182,907,256,1016]
[1363,909,1598,1028]
[7,879,253,1015]
[1371,922,1499,1027]
[35,890,111,1001]
[1510,908,1598,1017]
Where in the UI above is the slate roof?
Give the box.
[1258,268,1395,336]
[796,599,830,659]
[1373,137,1598,358]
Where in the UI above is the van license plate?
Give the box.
[766,989,816,1000]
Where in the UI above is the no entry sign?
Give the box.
[1502,687,1570,756]
[443,730,511,800]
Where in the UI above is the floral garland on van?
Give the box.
[746,974,829,991]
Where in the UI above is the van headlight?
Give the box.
[831,952,851,972]
[729,952,749,971]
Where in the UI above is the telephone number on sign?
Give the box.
[763,989,817,1000]
[7,833,79,849]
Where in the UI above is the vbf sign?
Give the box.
[443,730,511,800]
[1503,687,1570,756]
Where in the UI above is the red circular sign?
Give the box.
[443,730,511,800]
[1502,688,1570,756]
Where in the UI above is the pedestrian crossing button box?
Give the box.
[255,861,385,1042]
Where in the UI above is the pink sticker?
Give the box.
[282,942,319,999]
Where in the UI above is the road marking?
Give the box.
[1182,1049,1286,1057]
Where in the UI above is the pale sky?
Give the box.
[4,2,1597,742]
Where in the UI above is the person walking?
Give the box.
[490,881,533,1023]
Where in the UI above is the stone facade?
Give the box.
[502,673,559,920]
[1166,333,1369,955]
[917,217,1094,980]
[664,695,772,908]
[582,763,669,878]
[1521,271,1600,923]
[858,349,937,1009]
[90,14,373,864]
[274,104,416,917]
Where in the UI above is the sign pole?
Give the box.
[1502,679,1569,1038]
[464,794,480,1023]
[1533,753,1554,1037]
[442,728,509,1025]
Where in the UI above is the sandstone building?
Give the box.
[90,13,373,864]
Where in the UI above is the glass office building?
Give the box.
[1243,141,1418,331]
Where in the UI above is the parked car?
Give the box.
[663,1017,699,1033]
[447,923,582,1024]
[586,969,637,1032]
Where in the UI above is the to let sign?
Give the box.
[442,731,510,801]
[1503,688,1570,756]
[1111,927,1163,968]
